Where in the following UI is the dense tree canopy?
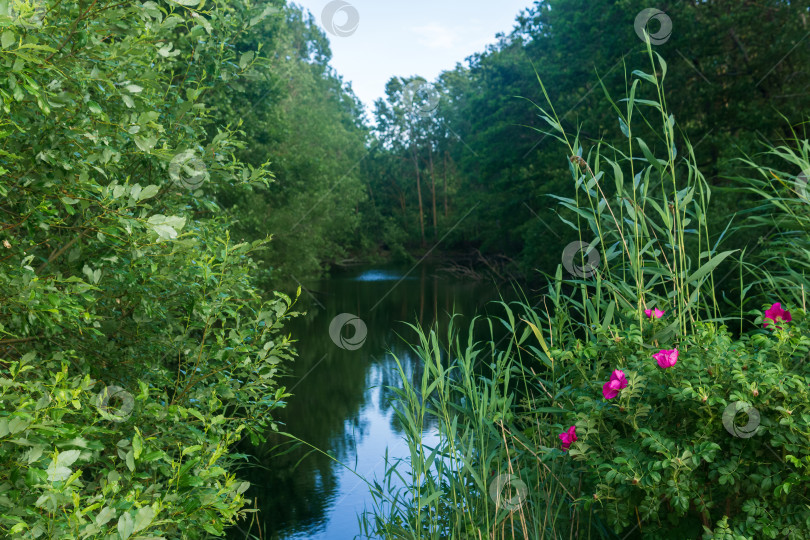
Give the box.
[360,0,810,276]
[212,3,370,282]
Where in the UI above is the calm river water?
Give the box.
[227,264,508,539]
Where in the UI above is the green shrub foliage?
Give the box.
[554,312,810,538]
[0,0,296,537]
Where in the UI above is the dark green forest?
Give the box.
[1,0,810,538]
[200,0,810,293]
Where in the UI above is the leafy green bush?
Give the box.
[0,0,296,537]
[547,306,810,538]
[1,355,252,538]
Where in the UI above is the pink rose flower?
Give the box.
[602,369,628,400]
[653,348,678,369]
[559,425,577,451]
[763,302,791,329]
[644,308,665,319]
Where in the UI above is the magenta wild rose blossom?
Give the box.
[763,302,791,329]
[653,348,678,369]
[644,308,665,319]
[559,425,577,451]
[602,369,628,400]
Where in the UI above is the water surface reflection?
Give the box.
[229,265,507,539]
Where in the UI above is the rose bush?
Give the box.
[546,303,810,538]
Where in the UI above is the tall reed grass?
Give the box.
[728,134,810,311]
[360,306,611,539]
[362,42,810,539]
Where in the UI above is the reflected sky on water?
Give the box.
[228,264,511,540]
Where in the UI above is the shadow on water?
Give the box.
[227,264,515,540]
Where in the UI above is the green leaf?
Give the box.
[133,434,143,459]
[633,99,663,111]
[239,51,255,69]
[251,5,281,26]
[632,69,657,84]
[133,506,155,532]
[236,481,250,494]
[152,224,177,240]
[182,444,202,456]
[1,31,15,50]
[522,318,551,358]
[86,101,103,115]
[601,300,615,332]
[147,214,186,240]
[56,449,81,467]
[118,512,134,540]
[134,135,157,152]
[8,416,29,434]
[26,445,43,464]
[618,116,630,138]
[138,185,160,201]
[636,138,666,173]
[96,506,116,526]
[686,250,737,285]
[46,463,72,482]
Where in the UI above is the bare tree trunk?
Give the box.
[443,151,449,218]
[366,178,376,213]
[429,145,437,238]
[392,178,406,210]
[410,127,425,246]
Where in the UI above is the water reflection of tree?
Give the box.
[228,266,511,539]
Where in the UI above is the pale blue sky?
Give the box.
[293,1,535,114]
